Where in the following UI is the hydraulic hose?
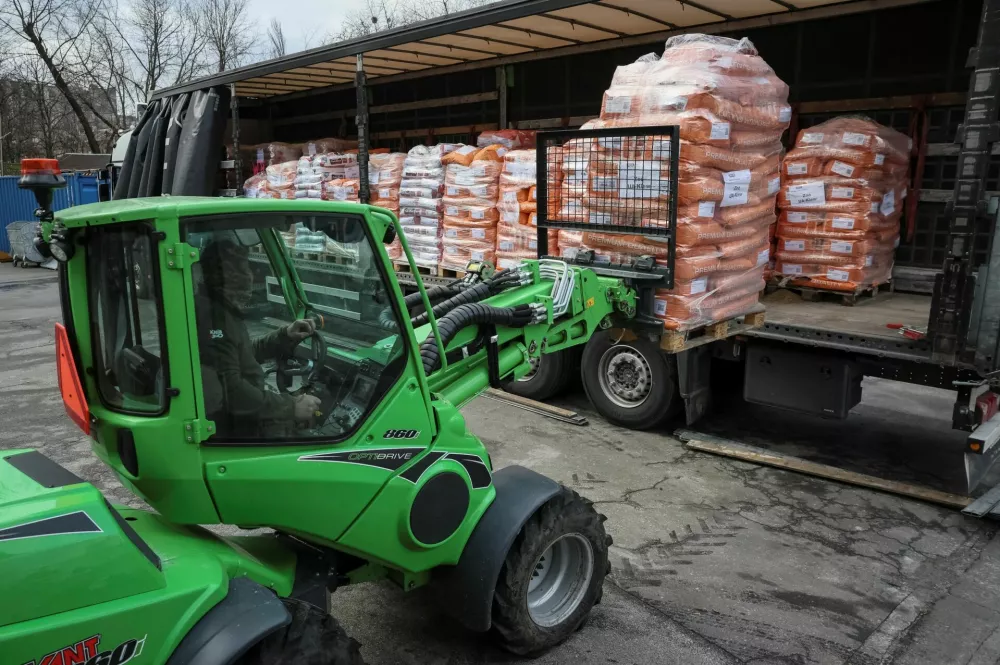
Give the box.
[420,303,535,375]
[409,269,522,328]
[404,283,463,314]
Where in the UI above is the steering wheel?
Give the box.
[276,329,327,394]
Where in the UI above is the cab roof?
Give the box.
[55,197,388,228]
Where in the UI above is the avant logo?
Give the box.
[384,429,420,439]
[21,634,146,665]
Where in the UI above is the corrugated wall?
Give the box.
[0,173,102,254]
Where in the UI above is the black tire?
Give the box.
[237,598,366,665]
[581,330,681,430]
[501,347,578,401]
[491,487,611,657]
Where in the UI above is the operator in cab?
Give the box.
[195,239,321,437]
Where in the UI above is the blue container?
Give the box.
[0,173,104,254]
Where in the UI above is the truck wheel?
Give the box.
[491,486,611,656]
[501,347,577,401]
[581,331,681,430]
[238,598,366,665]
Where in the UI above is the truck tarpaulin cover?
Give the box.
[775,116,910,292]
[558,34,789,331]
[114,86,230,199]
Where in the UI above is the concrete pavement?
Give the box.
[2,279,999,664]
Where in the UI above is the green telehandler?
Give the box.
[1,160,639,665]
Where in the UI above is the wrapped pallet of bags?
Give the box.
[369,153,405,215]
[441,145,505,271]
[564,34,787,331]
[496,149,552,269]
[478,129,537,150]
[293,156,324,199]
[775,116,909,292]
[388,145,448,266]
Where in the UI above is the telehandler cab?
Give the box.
[1,159,639,664]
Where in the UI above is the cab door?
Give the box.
[188,210,435,543]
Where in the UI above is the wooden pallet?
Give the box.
[291,250,356,265]
[393,262,446,277]
[767,279,892,306]
[440,267,467,280]
[660,308,766,353]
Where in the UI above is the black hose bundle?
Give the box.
[420,303,534,375]
[404,283,463,315]
[409,269,522,328]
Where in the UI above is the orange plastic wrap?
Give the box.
[441,243,496,271]
[478,129,536,150]
[322,179,360,202]
[442,145,480,166]
[443,223,498,245]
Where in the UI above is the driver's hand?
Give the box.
[293,394,322,421]
[285,318,316,342]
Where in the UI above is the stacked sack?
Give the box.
[387,145,451,267]
[558,35,789,331]
[440,144,505,271]
[368,153,406,215]
[319,152,360,202]
[496,149,546,269]
[775,116,909,291]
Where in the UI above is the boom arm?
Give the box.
[413,260,637,407]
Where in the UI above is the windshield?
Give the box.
[183,212,407,443]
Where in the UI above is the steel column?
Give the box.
[356,54,370,204]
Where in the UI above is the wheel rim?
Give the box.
[597,345,653,409]
[526,533,594,628]
[518,356,541,382]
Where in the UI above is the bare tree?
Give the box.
[266,17,285,59]
[403,0,494,22]
[198,0,257,72]
[0,0,105,152]
[335,0,404,40]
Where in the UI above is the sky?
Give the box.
[246,0,369,54]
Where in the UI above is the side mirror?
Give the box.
[383,224,396,245]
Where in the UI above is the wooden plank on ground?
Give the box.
[483,389,588,426]
[680,434,972,510]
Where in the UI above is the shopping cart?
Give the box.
[5,221,46,268]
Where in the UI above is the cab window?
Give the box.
[87,223,167,414]
[183,213,407,443]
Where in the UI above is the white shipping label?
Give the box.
[471,229,486,239]
[456,145,476,155]
[445,246,458,255]
[445,229,457,238]
[880,189,896,215]
[471,251,484,261]
[454,173,478,186]
[721,183,749,207]
[787,181,826,206]
[446,206,458,215]
[653,299,667,317]
[345,165,360,179]
[865,255,874,267]
[447,186,459,196]
[801,132,824,144]
[471,209,485,220]
[784,239,805,251]
[688,277,708,295]
[710,122,731,140]
[768,176,781,195]
[826,268,850,282]
[874,154,886,165]
[782,264,803,275]
[723,169,752,184]
[786,162,808,175]
[592,176,617,192]
[499,240,514,251]
[618,161,663,199]
[831,216,855,229]
[369,171,380,184]
[757,248,770,267]
[604,95,632,114]
[598,137,624,150]
[831,187,854,199]
[656,91,687,110]
[379,188,391,198]
[471,185,488,197]
[529,239,537,250]
[698,201,716,218]
[779,106,792,122]
[472,163,488,176]
[830,240,854,254]
[589,212,612,225]
[842,132,867,146]
[787,212,808,223]
[830,161,855,178]
[651,140,672,159]
[502,210,518,223]
[307,143,317,156]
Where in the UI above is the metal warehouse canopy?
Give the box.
[151,0,931,100]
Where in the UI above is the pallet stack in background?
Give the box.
[557,34,791,332]
[440,144,505,271]
[775,116,910,293]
